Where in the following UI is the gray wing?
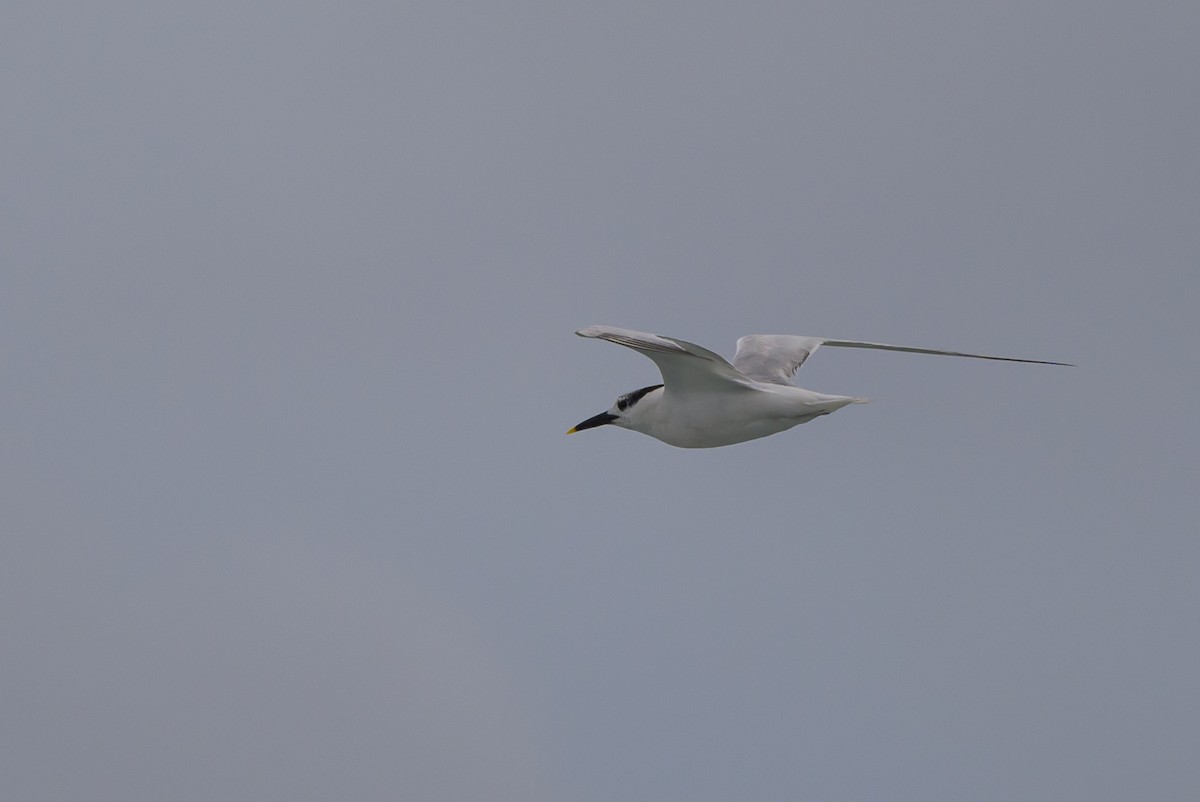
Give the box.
[733,334,1074,385]
[576,325,753,392]
[731,335,827,385]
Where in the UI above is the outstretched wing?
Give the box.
[732,336,827,385]
[734,334,1074,386]
[576,325,753,392]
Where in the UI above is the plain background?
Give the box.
[3,2,1197,800]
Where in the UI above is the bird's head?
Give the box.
[567,384,663,436]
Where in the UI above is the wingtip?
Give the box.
[1025,358,1076,367]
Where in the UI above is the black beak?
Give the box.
[567,411,617,434]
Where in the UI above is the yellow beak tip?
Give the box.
[565,427,577,435]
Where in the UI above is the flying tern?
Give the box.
[567,325,1072,448]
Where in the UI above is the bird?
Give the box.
[567,325,1072,448]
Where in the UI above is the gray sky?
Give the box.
[3,1,1197,800]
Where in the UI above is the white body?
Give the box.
[611,383,862,448]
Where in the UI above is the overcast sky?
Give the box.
[2,2,1197,800]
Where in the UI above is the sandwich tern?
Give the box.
[568,325,1072,448]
